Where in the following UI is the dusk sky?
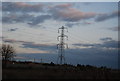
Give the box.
[1,1,119,69]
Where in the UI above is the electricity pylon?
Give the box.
[57,26,68,65]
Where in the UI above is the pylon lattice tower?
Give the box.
[57,26,68,65]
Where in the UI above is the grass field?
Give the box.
[2,61,120,80]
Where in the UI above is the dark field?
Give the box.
[2,61,120,80]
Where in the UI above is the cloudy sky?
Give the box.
[1,2,119,69]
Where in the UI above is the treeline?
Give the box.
[3,60,117,71]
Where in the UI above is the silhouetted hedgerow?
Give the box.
[2,60,120,80]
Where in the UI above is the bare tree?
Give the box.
[0,44,16,67]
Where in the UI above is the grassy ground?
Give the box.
[2,61,120,80]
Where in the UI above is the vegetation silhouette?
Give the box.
[0,44,16,68]
[2,60,120,80]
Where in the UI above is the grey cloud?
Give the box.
[2,2,48,25]
[73,43,96,47]
[0,36,5,39]
[65,22,93,28]
[3,38,33,44]
[109,26,120,31]
[8,28,18,31]
[2,16,13,23]
[2,2,44,12]
[68,38,118,68]
[28,15,51,26]
[100,37,119,48]
[65,47,118,69]
[73,38,119,49]
[3,39,18,43]
[2,12,51,25]
[18,48,118,69]
[95,11,119,22]
[101,40,119,48]
[65,23,78,28]
[2,13,33,23]
[22,42,56,51]
[3,38,57,52]
[100,37,113,41]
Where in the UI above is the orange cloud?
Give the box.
[50,4,97,22]
[15,2,43,8]
[54,3,72,9]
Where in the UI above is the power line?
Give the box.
[4,26,94,44]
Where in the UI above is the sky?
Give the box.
[0,1,119,69]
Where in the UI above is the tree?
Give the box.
[0,44,16,67]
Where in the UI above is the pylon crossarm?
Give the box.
[64,35,68,40]
[64,44,68,49]
[57,36,61,41]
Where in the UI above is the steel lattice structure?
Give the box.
[57,26,68,65]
